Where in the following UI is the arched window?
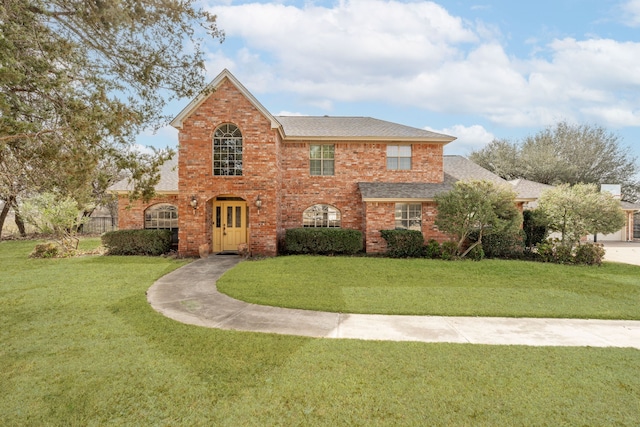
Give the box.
[303,204,341,228]
[144,204,178,230]
[213,123,243,176]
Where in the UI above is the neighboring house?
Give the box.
[108,69,536,256]
[595,200,640,242]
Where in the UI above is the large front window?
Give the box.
[213,123,243,176]
[387,145,411,170]
[303,204,341,227]
[310,144,335,176]
[144,204,178,229]
[395,203,421,230]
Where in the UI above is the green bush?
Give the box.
[102,229,173,256]
[574,243,605,266]
[536,239,573,264]
[473,230,525,259]
[439,241,458,260]
[380,230,424,258]
[466,244,485,261]
[535,239,605,265]
[30,242,62,258]
[284,228,363,255]
[523,209,548,249]
[423,239,441,259]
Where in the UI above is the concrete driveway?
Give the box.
[602,241,640,266]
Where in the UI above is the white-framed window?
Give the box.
[310,144,335,176]
[145,204,178,230]
[303,204,341,227]
[395,203,421,230]
[387,145,411,170]
[213,123,243,176]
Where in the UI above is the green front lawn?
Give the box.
[1,239,639,425]
[217,255,640,319]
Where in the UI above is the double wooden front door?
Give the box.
[213,201,248,252]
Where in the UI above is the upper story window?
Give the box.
[213,123,243,176]
[145,204,178,230]
[310,144,334,176]
[387,145,411,170]
[395,203,421,231]
[303,204,341,227]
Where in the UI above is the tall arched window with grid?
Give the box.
[213,123,243,176]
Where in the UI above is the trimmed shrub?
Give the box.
[439,241,458,260]
[423,239,442,259]
[574,243,605,266]
[536,239,573,264]
[474,230,525,259]
[380,229,424,258]
[102,229,173,256]
[284,228,363,255]
[523,209,548,249]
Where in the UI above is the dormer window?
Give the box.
[213,123,243,176]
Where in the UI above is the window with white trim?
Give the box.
[213,123,243,176]
[303,204,341,227]
[395,203,421,230]
[310,144,335,176]
[387,145,411,170]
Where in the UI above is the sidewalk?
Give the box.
[147,255,640,349]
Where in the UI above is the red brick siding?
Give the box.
[176,78,281,256]
[116,194,179,230]
[363,201,450,253]
[280,141,443,233]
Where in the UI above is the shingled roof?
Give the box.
[108,156,178,193]
[275,116,455,142]
[358,156,529,201]
[508,179,555,200]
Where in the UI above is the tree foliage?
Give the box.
[470,122,640,201]
[537,183,626,247]
[435,180,522,258]
[0,0,223,236]
[20,192,88,252]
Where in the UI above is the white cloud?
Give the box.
[429,124,495,156]
[621,0,640,27]
[204,1,640,132]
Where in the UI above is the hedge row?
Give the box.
[284,228,363,255]
[102,229,173,256]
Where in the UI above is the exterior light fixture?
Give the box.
[190,195,198,210]
[255,195,262,209]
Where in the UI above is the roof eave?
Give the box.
[108,190,179,195]
[282,136,457,143]
[362,197,437,202]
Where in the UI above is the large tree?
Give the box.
[537,183,625,247]
[470,122,640,201]
[0,0,223,237]
[435,180,522,258]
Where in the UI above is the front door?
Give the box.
[213,201,248,252]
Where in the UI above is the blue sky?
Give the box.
[139,0,640,161]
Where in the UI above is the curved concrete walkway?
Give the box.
[147,255,640,349]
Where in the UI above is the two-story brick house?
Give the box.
[111,69,529,256]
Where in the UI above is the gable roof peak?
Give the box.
[170,69,281,130]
